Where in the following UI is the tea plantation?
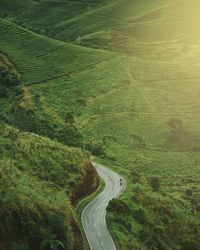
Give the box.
[0,0,200,249]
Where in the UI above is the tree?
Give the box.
[107,199,131,214]
[150,177,160,192]
[0,63,20,87]
[134,207,149,225]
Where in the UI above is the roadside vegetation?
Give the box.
[0,123,100,250]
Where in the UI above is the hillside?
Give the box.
[0,123,99,250]
[0,18,114,149]
[0,0,200,249]
[0,8,101,250]
[0,18,112,84]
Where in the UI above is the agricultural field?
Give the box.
[0,0,116,39]
[0,18,112,84]
[0,0,200,249]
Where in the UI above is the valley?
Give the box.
[0,0,200,249]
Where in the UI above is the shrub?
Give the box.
[181,240,200,250]
[107,199,131,214]
[0,86,8,98]
[133,207,150,225]
[0,63,21,87]
[131,171,147,185]
[150,176,160,192]
[64,112,74,123]
[58,123,83,147]
[86,140,105,156]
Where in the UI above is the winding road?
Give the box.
[82,162,126,250]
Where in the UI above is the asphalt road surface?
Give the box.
[82,162,126,250]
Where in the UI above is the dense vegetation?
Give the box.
[0,13,100,250]
[0,123,99,250]
[0,0,200,249]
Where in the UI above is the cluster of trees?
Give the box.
[0,63,21,87]
[0,56,105,158]
[0,59,21,99]
[0,124,96,250]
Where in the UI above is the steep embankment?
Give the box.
[0,123,99,250]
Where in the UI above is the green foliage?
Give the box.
[0,124,96,250]
[107,199,131,214]
[40,238,64,250]
[150,176,160,192]
[1,0,200,249]
[11,242,30,250]
[86,140,105,156]
[0,18,111,84]
[0,63,20,87]
[133,207,150,225]
[57,121,83,147]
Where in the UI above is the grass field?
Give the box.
[1,0,200,249]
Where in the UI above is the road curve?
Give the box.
[82,162,126,250]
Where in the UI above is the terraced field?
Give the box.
[1,0,200,249]
[0,19,112,84]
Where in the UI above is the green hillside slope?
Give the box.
[0,0,114,39]
[0,123,99,250]
[0,15,100,250]
[1,0,200,249]
[0,18,112,84]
